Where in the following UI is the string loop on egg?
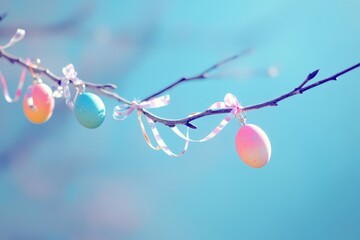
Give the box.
[235,109,246,126]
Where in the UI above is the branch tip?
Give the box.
[306,69,320,81]
[0,13,7,21]
[186,122,197,129]
[103,84,117,90]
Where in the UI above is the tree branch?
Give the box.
[0,13,6,22]
[0,48,359,130]
[141,48,253,102]
[0,49,131,105]
[140,62,360,128]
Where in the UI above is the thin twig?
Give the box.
[295,69,319,91]
[141,48,253,102]
[0,13,6,22]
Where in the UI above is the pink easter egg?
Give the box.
[235,124,271,168]
[23,83,55,124]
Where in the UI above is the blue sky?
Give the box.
[1,0,360,239]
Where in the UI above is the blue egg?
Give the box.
[74,92,106,129]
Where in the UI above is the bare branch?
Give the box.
[141,48,253,102]
[0,48,359,130]
[140,62,360,127]
[294,69,319,92]
[0,49,131,105]
[0,13,6,22]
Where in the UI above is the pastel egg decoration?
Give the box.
[235,124,271,168]
[74,92,106,129]
[23,83,55,124]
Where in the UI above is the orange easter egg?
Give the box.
[23,83,55,124]
[235,124,271,168]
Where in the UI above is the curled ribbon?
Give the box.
[113,93,243,157]
[54,64,84,110]
[171,93,245,142]
[0,29,28,103]
[0,68,27,103]
[144,114,190,157]
[0,29,25,50]
[113,95,190,157]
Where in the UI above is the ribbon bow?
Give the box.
[112,93,243,157]
[53,64,84,110]
[171,93,245,143]
[113,95,170,121]
[210,93,242,115]
[62,64,77,80]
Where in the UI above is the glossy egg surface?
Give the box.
[23,83,55,124]
[74,92,106,129]
[235,124,271,168]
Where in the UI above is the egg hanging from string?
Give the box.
[74,92,106,129]
[235,124,271,168]
[23,82,55,124]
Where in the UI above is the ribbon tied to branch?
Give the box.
[113,95,170,121]
[113,95,190,157]
[53,64,84,110]
[171,93,245,143]
[112,93,244,157]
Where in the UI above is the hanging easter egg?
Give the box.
[235,124,271,168]
[74,92,106,129]
[23,83,55,124]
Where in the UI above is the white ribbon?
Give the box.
[0,29,28,103]
[0,29,25,50]
[54,64,84,110]
[113,95,170,121]
[113,95,190,157]
[171,93,245,142]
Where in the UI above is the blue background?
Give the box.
[1,0,360,239]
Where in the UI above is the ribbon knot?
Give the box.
[171,93,245,144]
[113,95,170,121]
[208,93,243,116]
[131,100,142,110]
[62,64,77,80]
[53,64,84,110]
[224,93,242,114]
[62,64,84,87]
[113,93,243,157]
